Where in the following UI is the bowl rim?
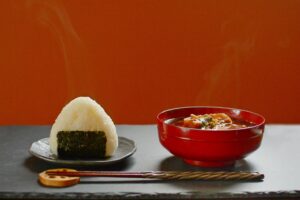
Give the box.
[157,106,266,132]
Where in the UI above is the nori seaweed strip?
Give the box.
[57,131,107,159]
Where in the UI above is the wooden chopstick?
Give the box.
[46,170,264,181]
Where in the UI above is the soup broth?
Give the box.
[167,113,255,130]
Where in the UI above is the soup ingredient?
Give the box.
[49,97,118,159]
[179,113,248,130]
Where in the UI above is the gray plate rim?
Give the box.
[29,136,137,165]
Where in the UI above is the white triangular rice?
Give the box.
[49,97,118,157]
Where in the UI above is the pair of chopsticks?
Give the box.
[46,170,264,181]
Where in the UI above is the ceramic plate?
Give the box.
[29,137,136,165]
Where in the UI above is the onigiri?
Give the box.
[49,97,118,159]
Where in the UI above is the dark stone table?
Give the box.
[0,125,300,199]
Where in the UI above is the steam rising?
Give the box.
[195,22,257,106]
[25,0,94,98]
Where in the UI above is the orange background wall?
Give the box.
[0,0,299,125]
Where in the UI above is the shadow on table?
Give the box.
[159,156,257,172]
[23,155,135,173]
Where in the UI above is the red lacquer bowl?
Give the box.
[157,106,265,167]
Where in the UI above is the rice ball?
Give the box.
[49,97,118,158]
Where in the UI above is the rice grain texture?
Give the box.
[49,97,118,157]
